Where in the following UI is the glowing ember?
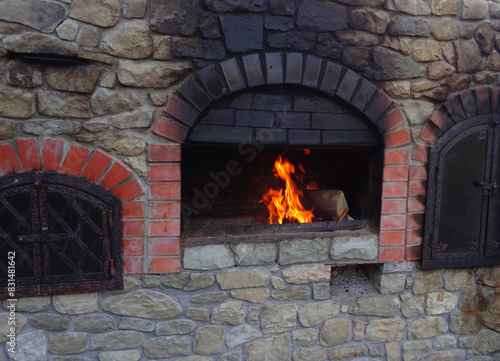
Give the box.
[261,154,316,224]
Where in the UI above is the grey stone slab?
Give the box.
[279,238,328,265]
[351,80,377,112]
[150,0,199,36]
[197,66,229,99]
[220,58,246,92]
[265,16,293,31]
[178,78,213,112]
[297,1,348,32]
[242,53,265,87]
[265,52,284,84]
[302,55,322,88]
[286,52,303,84]
[221,14,263,53]
[173,38,225,60]
[319,61,342,95]
[337,69,361,102]
[183,244,235,270]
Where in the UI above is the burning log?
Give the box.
[304,190,350,222]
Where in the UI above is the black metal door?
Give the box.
[423,115,500,268]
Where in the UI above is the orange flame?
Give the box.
[261,155,315,224]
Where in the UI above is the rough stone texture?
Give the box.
[413,40,442,62]
[272,286,311,300]
[428,62,456,80]
[474,22,496,54]
[53,293,98,315]
[426,292,458,314]
[49,332,88,354]
[331,235,378,260]
[244,333,291,361]
[431,0,459,15]
[220,15,263,53]
[212,301,245,325]
[90,88,144,115]
[386,0,431,15]
[38,91,91,119]
[186,308,210,322]
[9,330,46,361]
[0,312,27,340]
[320,318,351,346]
[29,313,72,331]
[99,350,142,361]
[461,0,488,20]
[402,295,426,318]
[98,134,146,156]
[151,0,200,36]
[184,274,215,291]
[101,21,152,59]
[194,326,225,355]
[191,292,227,304]
[261,304,298,333]
[74,314,117,333]
[279,238,328,265]
[0,88,36,119]
[403,340,433,361]
[432,17,459,41]
[408,317,448,339]
[117,60,191,88]
[282,264,331,284]
[0,0,68,33]
[217,269,271,290]
[298,300,340,327]
[373,48,426,80]
[328,345,367,360]
[293,329,318,347]
[365,319,406,342]
[474,329,500,354]
[389,17,431,37]
[143,336,191,358]
[413,271,442,295]
[297,1,347,32]
[349,295,400,317]
[184,245,235,270]
[374,272,407,294]
[349,8,389,34]
[231,288,270,303]
[421,350,466,361]
[459,286,496,311]
[226,324,262,349]
[46,63,103,93]
[9,296,50,312]
[100,290,182,319]
[231,243,277,266]
[476,267,500,287]
[70,0,120,27]
[119,317,155,332]
[294,347,327,361]
[455,40,485,73]
[449,312,482,334]
[6,61,42,88]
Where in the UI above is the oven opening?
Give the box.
[181,145,383,243]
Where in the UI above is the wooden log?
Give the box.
[304,190,350,221]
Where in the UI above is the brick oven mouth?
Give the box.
[181,145,382,244]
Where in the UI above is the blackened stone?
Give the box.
[270,0,294,15]
[190,125,254,143]
[351,80,377,112]
[173,38,225,60]
[389,17,431,37]
[200,13,221,39]
[220,58,246,92]
[6,61,42,88]
[265,52,284,84]
[474,22,495,54]
[0,0,68,33]
[335,0,384,5]
[221,14,263,53]
[265,16,293,31]
[206,0,268,12]
[197,66,228,99]
[178,78,213,112]
[373,47,426,80]
[236,110,274,127]
[297,2,347,32]
[302,55,322,88]
[242,53,265,87]
[267,32,315,51]
[319,61,342,95]
[151,0,199,36]
[317,41,342,60]
[337,69,361,102]
[341,46,371,72]
[289,130,321,145]
[286,52,303,84]
[455,40,485,73]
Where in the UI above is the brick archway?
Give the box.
[153,52,416,263]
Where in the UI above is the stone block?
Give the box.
[328,345,368,360]
[236,110,274,127]
[293,347,327,361]
[217,268,271,289]
[191,292,227,304]
[118,60,191,88]
[402,340,433,361]
[221,14,263,53]
[156,320,196,336]
[267,31,315,51]
[178,77,212,112]
[389,17,431,37]
[302,56,322,88]
[297,1,347,32]
[320,318,351,346]
[265,16,293,31]
[476,267,500,287]
[272,286,311,300]
[184,245,235,270]
[150,0,199,35]
[292,328,318,347]
[312,282,331,300]
[242,54,265,87]
[261,303,298,333]
[282,264,331,284]
[244,333,291,361]
[101,21,152,59]
[183,274,215,291]
[90,331,144,351]
[349,295,400,317]
[0,87,36,119]
[10,296,50,312]
[29,313,71,331]
[143,336,191,358]
[9,330,46,361]
[220,58,246,92]
[286,52,303,84]
[197,66,229,99]
[319,61,342,95]
[186,308,210,321]
[231,288,270,303]
[365,319,406,342]
[226,324,262,349]
[212,301,245,325]
[231,243,277,266]
[408,317,448,339]
[49,332,88,354]
[194,326,225,355]
[99,350,141,361]
[351,80,377,112]
[298,300,341,327]
[426,292,458,314]
[413,270,442,295]
[265,52,284,84]
[0,0,69,33]
[53,293,98,315]
[74,314,116,333]
[279,238,328,265]
[374,272,406,294]
[119,317,155,332]
[331,234,378,260]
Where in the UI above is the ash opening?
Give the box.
[330,264,378,301]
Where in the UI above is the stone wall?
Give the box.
[2,263,500,360]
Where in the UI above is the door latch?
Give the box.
[475,181,497,195]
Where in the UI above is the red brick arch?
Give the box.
[0,137,150,274]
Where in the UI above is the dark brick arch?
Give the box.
[153,52,411,149]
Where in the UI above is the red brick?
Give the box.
[409,165,427,181]
[406,229,423,245]
[100,163,132,189]
[409,181,426,196]
[419,123,440,144]
[80,151,112,182]
[378,108,405,134]
[153,116,189,143]
[59,144,89,175]
[148,238,181,256]
[0,142,22,175]
[413,144,429,162]
[384,128,411,148]
[149,164,181,182]
[123,239,145,256]
[124,257,144,274]
[384,149,409,165]
[122,219,144,237]
[382,182,408,198]
[381,214,406,231]
[122,201,145,218]
[408,197,425,212]
[149,202,181,219]
[150,182,181,200]
[379,247,404,262]
[112,179,144,201]
[148,257,180,273]
[383,166,408,182]
[43,138,64,171]
[149,144,181,162]
[380,231,405,246]
[407,213,424,229]
[17,138,41,171]
[381,198,407,214]
[406,245,422,261]
[149,220,181,237]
